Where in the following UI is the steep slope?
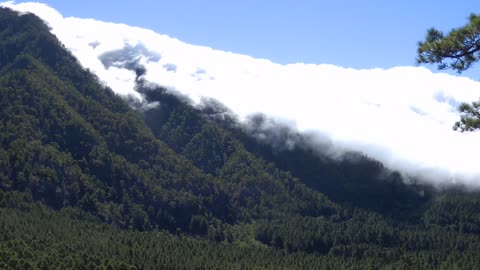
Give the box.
[0,7,340,234]
[0,8,239,232]
[139,81,430,218]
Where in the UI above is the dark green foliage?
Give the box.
[417,14,480,72]
[0,7,235,233]
[3,198,480,269]
[142,81,429,219]
[228,128,430,218]
[453,101,480,132]
[424,191,480,234]
[143,90,339,221]
[2,6,480,269]
[0,205,364,270]
[138,69,480,268]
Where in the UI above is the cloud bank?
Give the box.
[4,1,480,187]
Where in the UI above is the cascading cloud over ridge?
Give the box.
[4,1,480,187]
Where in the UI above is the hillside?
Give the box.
[2,7,480,269]
[139,83,430,217]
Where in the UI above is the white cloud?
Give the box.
[4,1,480,187]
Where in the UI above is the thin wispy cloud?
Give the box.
[4,1,480,187]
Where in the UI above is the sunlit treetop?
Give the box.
[417,14,480,73]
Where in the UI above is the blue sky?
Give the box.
[21,1,480,77]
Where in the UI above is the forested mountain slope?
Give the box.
[0,4,339,242]
[139,81,430,218]
[2,7,480,269]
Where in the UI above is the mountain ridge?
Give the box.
[5,1,480,188]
